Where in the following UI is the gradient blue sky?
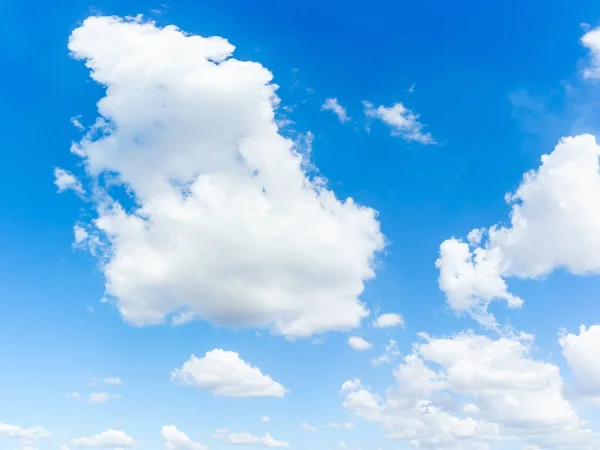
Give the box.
[3,1,600,449]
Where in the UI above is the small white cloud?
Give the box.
[582,26,600,78]
[67,392,80,399]
[0,423,51,442]
[212,428,228,439]
[329,421,356,429]
[54,168,85,196]
[172,349,287,398]
[300,422,317,432]
[227,432,288,447]
[88,392,120,404]
[371,339,400,366]
[321,98,351,123]
[372,313,404,328]
[363,101,436,144]
[71,116,84,130]
[348,336,372,351]
[162,425,207,450]
[104,377,122,386]
[70,429,137,448]
[260,416,270,423]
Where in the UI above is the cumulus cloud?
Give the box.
[260,416,270,423]
[321,98,350,123]
[171,349,286,397]
[372,313,404,328]
[0,423,51,445]
[162,425,207,450]
[54,167,85,195]
[560,324,600,399]
[88,392,120,403]
[363,101,436,144]
[70,429,137,448]
[329,422,356,429]
[582,26,600,79]
[103,376,122,385]
[348,336,372,351]
[226,432,289,447]
[436,134,600,328]
[63,15,384,339]
[342,331,597,449]
[300,422,317,432]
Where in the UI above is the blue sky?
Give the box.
[3,1,600,449]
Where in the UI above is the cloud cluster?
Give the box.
[342,331,597,449]
[436,134,600,327]
[66,15,385,339]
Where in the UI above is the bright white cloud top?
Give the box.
[66,15,385,339]
[348,336,372,350]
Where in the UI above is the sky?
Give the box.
[4,0,600,449]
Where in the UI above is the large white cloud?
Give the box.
[560,324,600,400]
[162,425,207,450]
[342,331,597,449]
[64,15,385,338]
[171,349,286,397]
[436,134,600,327]
[70,429,137,448]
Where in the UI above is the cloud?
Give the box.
[582,26,600,79]
[162,425,207,450]
[88,392,120,403]
[171,349,286,397]
[340,379,362,393]
[103,376,122,385]
[70,430,137,448]
[211,429,228,439]
[560,324,600,399]
[260,416,270,423]
[300,422,317,432]
[372,313,404,328]
[436,134,600,328]
[363,101,436,144]
[371,339,400,366]
[348,336,372,351]
[54,168,85,196]
[0,423,51,444]
[342,331,597,449]
[67,392,80,399]
[64,15,384,339]
[329,422,356,429]
[226,432,289,447]
[321,98,351,123]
